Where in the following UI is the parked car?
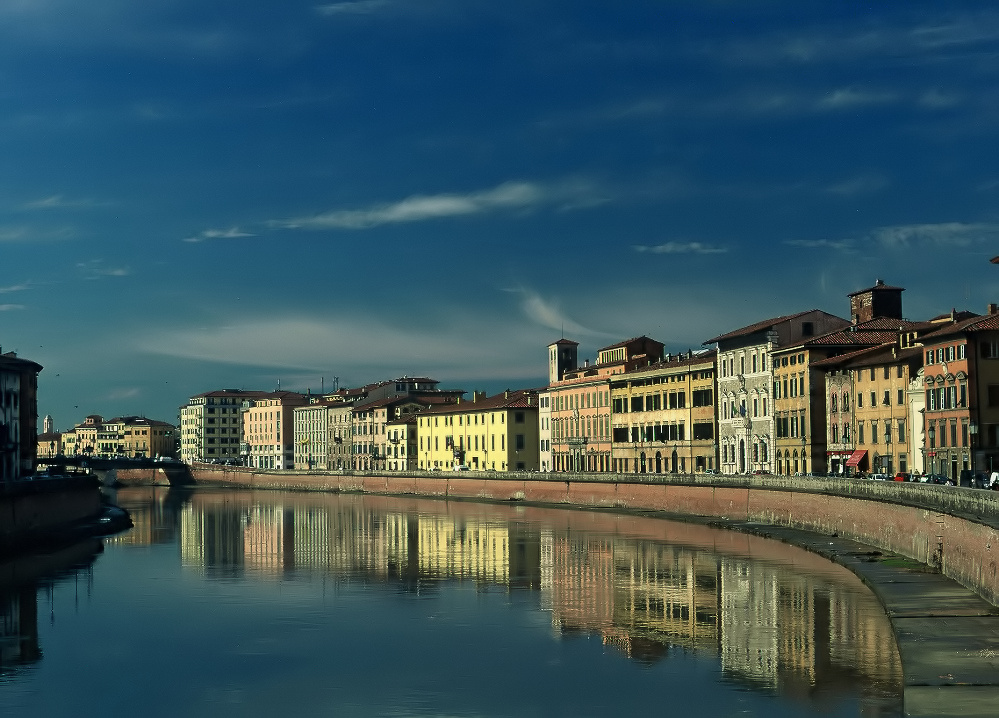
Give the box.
[869,473,890,481]
[893,472,911,482]
[921,473,953,485]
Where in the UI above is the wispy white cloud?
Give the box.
[816,88,897,111]
[135,312,551,384]
[0,225,75,243]
[871,222,999,248]
[23,194,104,210]
[0,226,30,242]
[825,175,889,196]
[279,182,545,230]
[134,285,617,385]
[0,282,30,294]
[76,260,131,279]
[315,0,395,16]
[784,238,854,251]
[183,227,255,243]
[728,11,999,67]
[789,222,999,253]
[918,88,962,109]
[269,179,605,232]
[0,304,25,312]
[105,387,141,401]
[632,241,727,255]
[504,287,605,339]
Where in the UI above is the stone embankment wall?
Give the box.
[0,477,103,553]
[121,465,999,606]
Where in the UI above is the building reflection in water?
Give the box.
[0,539,103,678]
[115,487,902,709]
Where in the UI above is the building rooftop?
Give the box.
[418,389,538,415]
[703,309,821,344]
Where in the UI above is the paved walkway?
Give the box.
[724,521,999,718]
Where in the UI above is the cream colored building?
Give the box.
[417,390,540,471]
[293,397,359,470]
[180,390,271,464]
[241,391,309,469]
[706,311,848,475]
[67,415,102,456]
[294,400,336,470]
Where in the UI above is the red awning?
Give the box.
[845,449,867,467]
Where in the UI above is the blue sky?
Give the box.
[2,1,998,430]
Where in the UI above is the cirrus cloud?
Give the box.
[632,241,727,254]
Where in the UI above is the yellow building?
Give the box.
[93,416,178,458]
[773,317,921,476]
[36,432,62,459]
[847,346,923,477]
[386,415,418,471]
[609,350,717,474]
[60,429,77,456]
[417,389,540,471]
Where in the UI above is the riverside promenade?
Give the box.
[121,465,999,717]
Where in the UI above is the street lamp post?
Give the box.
[928,424,936,475]
[884,425,892,476]
[970,421,978,484]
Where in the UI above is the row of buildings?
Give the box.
[167,279,997,483]
[37,414,178,461]
[17,277,997,484]
[177,377,542,473]
[546,281,999,481]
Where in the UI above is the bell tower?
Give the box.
[848,279,904,324]
[547,339,578,384]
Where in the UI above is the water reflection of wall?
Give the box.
[175,493,900,700]
[0,588,38,673]
[0,539,102,677]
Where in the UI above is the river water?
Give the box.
[0,487,903,717]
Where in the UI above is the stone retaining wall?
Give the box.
[0,478,103,553]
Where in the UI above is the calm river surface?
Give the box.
[0,487,903,717]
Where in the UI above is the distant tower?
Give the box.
[548,339,579,384]
[43,414,53,434]
[848,279,904,324]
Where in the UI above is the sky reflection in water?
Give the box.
[0,488,903,717]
